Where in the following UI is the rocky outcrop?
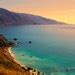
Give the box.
[0,35,42,75]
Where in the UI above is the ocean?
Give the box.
[0,25,75,75]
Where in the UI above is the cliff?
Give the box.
[0,8,66,25]
[0,34,41,75]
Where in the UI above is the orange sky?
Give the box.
[0,0,75,24]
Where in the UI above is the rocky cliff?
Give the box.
[0,35,41,75]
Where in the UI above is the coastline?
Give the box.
[8,47,23,67]
[9,47,44,75]
[0,47,42,75]
[0,34,42,75]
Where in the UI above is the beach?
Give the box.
[0,35,42,75]
[1,25,75,75]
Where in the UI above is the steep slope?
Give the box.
[0,47,27,75]
[0,8,65,25]
[0,35,41,75]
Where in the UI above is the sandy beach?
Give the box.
[0,46,42,75]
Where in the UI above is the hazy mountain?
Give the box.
[0,8,66,25]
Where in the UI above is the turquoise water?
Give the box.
[0,25,75,75]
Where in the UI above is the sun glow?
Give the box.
[12,8,75,24]
[0,0,75,24]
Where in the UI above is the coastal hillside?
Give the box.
[0,34,41,75]
[0,8,65,25]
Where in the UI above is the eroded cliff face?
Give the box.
[0,34,41,75]
[0,47,29,75]
[0,47,41,75]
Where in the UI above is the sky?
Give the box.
[0,0,75,24]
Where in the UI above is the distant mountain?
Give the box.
[0,8,66,25]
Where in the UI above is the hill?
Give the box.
[0,8,66,25]
[0,34,41,75]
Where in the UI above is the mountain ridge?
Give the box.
[0,8,66,25]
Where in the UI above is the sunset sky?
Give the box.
[0,0,75,24]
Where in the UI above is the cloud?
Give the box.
[0,0,75,9]
[0,0,6,3]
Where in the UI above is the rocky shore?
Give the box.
[0,34,43,75]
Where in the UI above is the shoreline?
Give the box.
[7,47,42,75]
[8,47,23,66]
[0,34,42,75]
